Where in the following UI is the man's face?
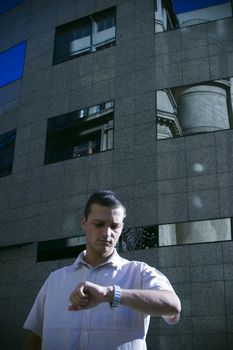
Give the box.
[81,203,125,258]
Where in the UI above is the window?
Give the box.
[53,7,116,64]
[0,0,24,14]
[0,41,26,88]
[0,129,16,178]
[155,0,232,32]
[159,218,232,246]
[37,236,86,262]
[44,101,114,165]
[156,77,233,139]
[118,226,158,251]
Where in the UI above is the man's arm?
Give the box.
[23,331,41,350]
[68,281,181,323]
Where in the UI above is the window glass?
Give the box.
[0,129,16,178]
[37,236,86,262]
[0,41,26,88]
[118,226,158,251]
[0,0,24,14]
[159,218,232,246]
[156,77,233,139]
[97,14,115,32]
[53,7,116,64]
[155,0,232,32]
[45,101,114,164]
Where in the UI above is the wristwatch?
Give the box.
[110,285,121,308]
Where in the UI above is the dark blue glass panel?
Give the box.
[173,0,230,14]
[0,41,26,88]
[0,0,24,14]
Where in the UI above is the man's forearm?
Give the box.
[107,288,181,319]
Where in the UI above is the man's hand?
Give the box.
[68,281,113,311]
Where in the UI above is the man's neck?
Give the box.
[84,250,114,267]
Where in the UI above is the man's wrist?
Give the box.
[104,286,114,303]
[110,285,121,308]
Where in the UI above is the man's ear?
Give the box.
[81,216,87,230]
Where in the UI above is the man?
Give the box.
[23,190,181,350]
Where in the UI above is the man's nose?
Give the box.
[101,226,112,236]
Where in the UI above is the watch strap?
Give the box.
[110,285,121,308]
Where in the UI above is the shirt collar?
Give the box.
[71,249,123,271]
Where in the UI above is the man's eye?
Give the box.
[111,225,120,231]
[94,223,102,227]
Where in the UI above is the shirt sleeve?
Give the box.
[23,278,48,338]
[141,262,174,292]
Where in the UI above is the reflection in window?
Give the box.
[159,218,232,245]
[44,101,114,165]
[0,129,16,178]
[157,78,233,139]
[53,7,116,64]
[155,0,232,32]
[118,225,158,251]
[0,41,26,88]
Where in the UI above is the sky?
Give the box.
[0,41,26,88]
[173,0,230,14]
[0,0,24,14]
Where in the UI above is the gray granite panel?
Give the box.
[134,121,156,144]
[56,0,78,25]
[225,281,233,314]
[210,52,233,80]
[114,127,134,150]
[160,266,190,284]
[191,264,224,282]
[191,281,225,316]
[193,334,228,350]
[159,335,192,350]
[224,263,233,280]
[187,174,218,192]
[134,156,156,185]
[186,147,217,177]
[159,245,191,267]
[158,192,188,224]
[91,78,115,104]
[155,61,183,90]
[158,178,187,195]
[219,187,233,217]
[159,316,192,335]
[182,57,210,86]
[190,243,223,265]
[222,241,233,263]
[157,151,186,180]
[185,133,216,149]
[133,196,157,227]
[216,143,233,174]
[93,48,115,72]
[112,160,134,187]
[157,138,185,153]
[187,189,220,221]
[158,193,188,224]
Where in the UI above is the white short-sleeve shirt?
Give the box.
[24,250,174,350]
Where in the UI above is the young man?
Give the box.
[23,190,181,350]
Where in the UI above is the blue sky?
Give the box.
[173,0,230,14]
[0,41,26,88]
[0,0,24,14]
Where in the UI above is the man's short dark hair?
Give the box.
[84,190,126,219]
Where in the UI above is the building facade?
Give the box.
[0,0,233,349]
